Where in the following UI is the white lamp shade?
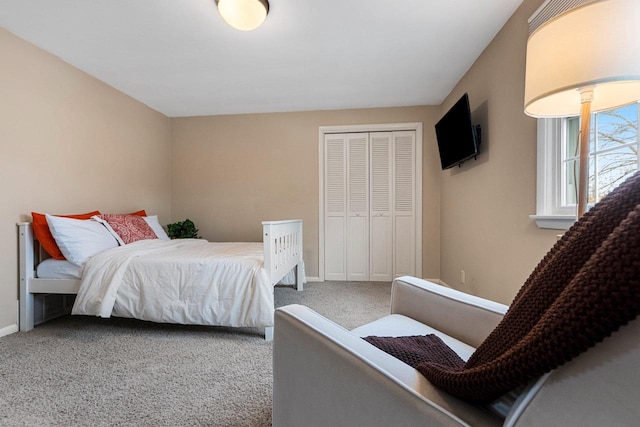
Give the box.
[524,0,640,117]
[217,0,269,31]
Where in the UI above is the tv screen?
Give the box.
[435,93,479,170]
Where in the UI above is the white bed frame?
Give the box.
[18,219,304,340]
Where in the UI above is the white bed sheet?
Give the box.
[72,239,276,328]
[36,258,83,280]
[35,248,303,284]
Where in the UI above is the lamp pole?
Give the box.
[578,87,593,217]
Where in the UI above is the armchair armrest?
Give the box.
[391,276,508,348]
[273,304,502,427]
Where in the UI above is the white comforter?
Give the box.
[72,239,275,328]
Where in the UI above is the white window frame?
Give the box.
[532,103,640,230]
[531,118,578,230]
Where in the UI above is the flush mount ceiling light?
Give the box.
[216,0,269,31]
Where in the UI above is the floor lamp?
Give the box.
[524,0,640,217]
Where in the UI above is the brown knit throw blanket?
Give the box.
[364,171,640,403]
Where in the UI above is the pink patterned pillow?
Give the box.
[96,214,157,245]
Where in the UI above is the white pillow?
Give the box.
[91,215,125,246]
[45,214,119,266]
[143,215,170,240]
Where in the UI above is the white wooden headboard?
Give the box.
[17,222,81,331]
[262,219,304,288]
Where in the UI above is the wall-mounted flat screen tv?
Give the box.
[435,93,479,170]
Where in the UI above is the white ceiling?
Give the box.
[0,0,524,117]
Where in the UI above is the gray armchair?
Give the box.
[273,276,639,426]
[274,172,640,426]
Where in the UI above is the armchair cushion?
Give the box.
[352,314,475,360]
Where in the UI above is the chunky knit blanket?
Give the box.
[365,171,640,402]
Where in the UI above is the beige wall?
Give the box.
[171,107,442,280]
[438,0,559,304]
[0,0,567,332]
[0,29,172,331]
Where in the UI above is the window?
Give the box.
[532,101,639,230]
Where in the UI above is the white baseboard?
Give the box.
[0,300,21,338]
[0,323,19,338]
[306,276,321,282]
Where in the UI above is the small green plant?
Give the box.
[166,219,200,239]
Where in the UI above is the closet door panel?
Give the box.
[370,215,392,280]
[324,134,347,280]
[393,131,416,215]
[347,133,369,281]
[369,132,392,281]
[347,216,368,280]
[394,216,416,277]
[325,217,346,280]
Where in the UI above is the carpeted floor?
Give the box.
[0,281,391,427]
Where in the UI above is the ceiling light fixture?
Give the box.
[216,0,269,31]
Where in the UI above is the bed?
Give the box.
[18,219,304,340]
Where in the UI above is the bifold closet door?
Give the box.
[346,134,370,281]
[324,133,370,281]
[324,130,416,281]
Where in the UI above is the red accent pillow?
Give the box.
[32,211,101,260]
[98,214,157,244]
[128,210,147,216]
